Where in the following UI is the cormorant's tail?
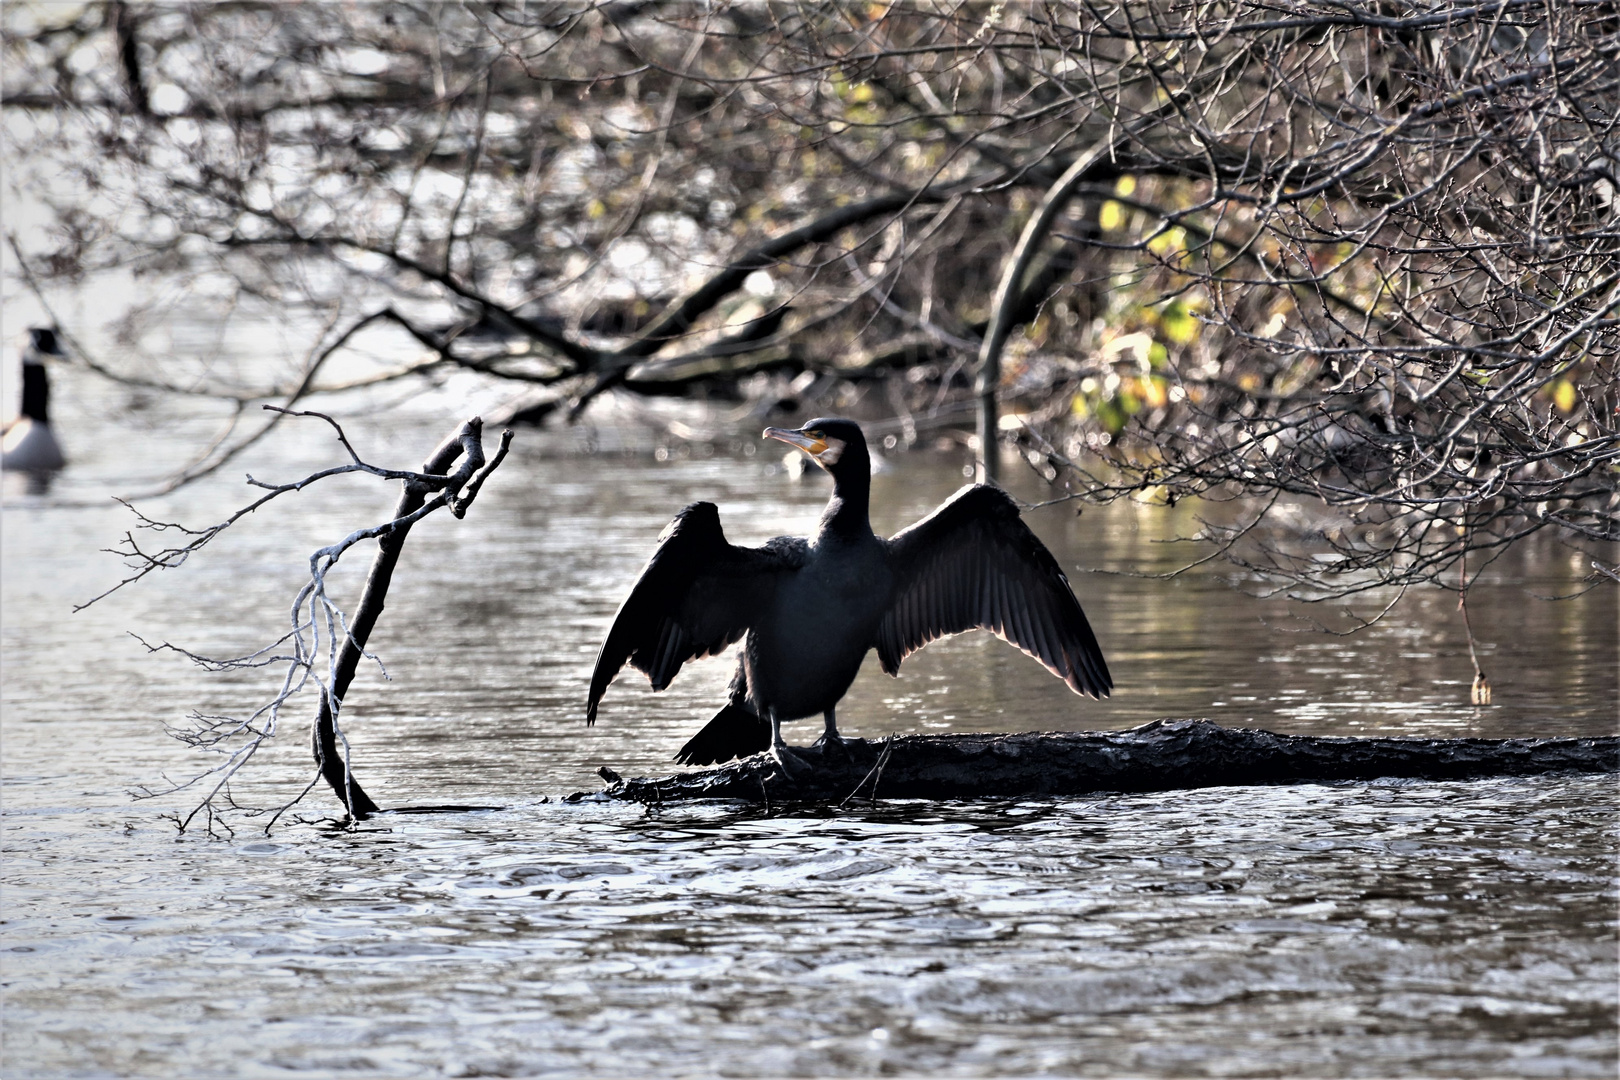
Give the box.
[675,703,769,766]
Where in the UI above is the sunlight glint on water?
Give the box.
[2,391,1615,1077]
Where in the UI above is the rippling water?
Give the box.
[6,783,1616,1077]
[3,384,1616,1076]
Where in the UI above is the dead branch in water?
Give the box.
[116,410,513,834]
[573,720,1619,806]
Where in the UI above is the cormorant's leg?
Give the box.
[769,709,812,777]
[811,706,851,761]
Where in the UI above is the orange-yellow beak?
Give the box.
[763,426,827,456]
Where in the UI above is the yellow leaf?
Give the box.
[1140,376,1168,408]
[1114,175,1137,197]
[1553,379,1577,412]
[1147,226,1185,257]
[586,199,606,219]
[1160,304,1199,345]
[1099,200,1124,231]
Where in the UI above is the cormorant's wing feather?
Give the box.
[878,485,1112,697]
[586,503,805,723]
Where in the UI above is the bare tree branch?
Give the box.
[104,413,513,833]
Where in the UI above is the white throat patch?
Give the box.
[817,437,846,466]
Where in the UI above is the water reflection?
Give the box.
[2,406,1616,1077]
[3,784,1613,1077]
[1,468,60,496]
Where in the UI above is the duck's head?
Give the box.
[26,328,62,361]
[763,417,869,479]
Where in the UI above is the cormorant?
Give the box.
[586,417,1111,771]
[2,329,67,473]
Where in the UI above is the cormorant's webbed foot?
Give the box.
[771,742,813,778]
[767,711,813,778]
[811,733,853,764]
[810,731,847,753]
[809,707,853,763]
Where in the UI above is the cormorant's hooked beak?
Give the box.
[763,426,845,467]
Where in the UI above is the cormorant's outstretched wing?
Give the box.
[876,485,1112,697]
[586,502,806,724]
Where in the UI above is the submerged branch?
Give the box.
[577,720,1620,804]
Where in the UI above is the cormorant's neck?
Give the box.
[818,456,872,539]
[20,362,48,424]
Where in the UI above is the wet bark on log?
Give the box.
[574,719,1620,805]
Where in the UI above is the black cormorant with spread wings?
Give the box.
[586,418,1111,772]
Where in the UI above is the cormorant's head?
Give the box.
[763,417,868,475]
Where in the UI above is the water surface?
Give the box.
[3,389,1615,1076]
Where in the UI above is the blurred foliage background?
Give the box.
[4,0,1616,600]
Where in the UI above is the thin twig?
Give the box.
[840,736,896,809]
[116,414,512,834]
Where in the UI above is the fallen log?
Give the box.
[573,719,1620,805]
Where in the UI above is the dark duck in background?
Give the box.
[2,328,67,475]
[587,417,1112,773]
